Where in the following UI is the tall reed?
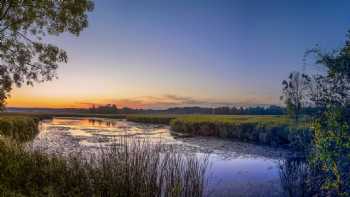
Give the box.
[0,137,208,197]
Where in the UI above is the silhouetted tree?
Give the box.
[281,71,311,121]
[0,0,94,109]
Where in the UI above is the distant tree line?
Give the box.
[86,104,291,115]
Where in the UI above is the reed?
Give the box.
[126,114,176,124]
[0,137,208,197]
[0,116,40,142]
[170,115,312,150]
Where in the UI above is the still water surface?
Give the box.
[31,117,293,196]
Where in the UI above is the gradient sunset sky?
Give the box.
[7,0,350,109]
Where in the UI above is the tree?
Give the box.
[0,0,94,109]
[281,71,311,121]
[305,32,350,196]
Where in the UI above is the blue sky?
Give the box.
[8,0,350,108]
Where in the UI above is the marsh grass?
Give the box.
[0,116,39,142]
[0,137,208,197]
[126,114,176,124]
[170,115,312,150]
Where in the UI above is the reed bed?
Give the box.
[170,115,312,150]
[126,114,176,124]
[0,137,208,197]
[0,116,40,142]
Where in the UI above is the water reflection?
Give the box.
[49,117,118,128]
[279,158,323,197]
[34,117,304,197]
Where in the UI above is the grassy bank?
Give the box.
[0,112,313,150]
[121,114,313,150]
[126,114,176,124]
[0,137,208,197]
[0,116,40,142]
[170,115,313,150]
[0,114,208,196]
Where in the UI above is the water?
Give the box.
[31,117,294,197]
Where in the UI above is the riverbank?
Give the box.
[170,115,312,151]
[31,117,292,196]
[0,112,313,150]
[0,115,207,197]
[124,114,313,151]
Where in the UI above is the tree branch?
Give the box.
[16,31,35,44]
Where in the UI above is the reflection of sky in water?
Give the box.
[37,117,285,196]
[40,117,175,144]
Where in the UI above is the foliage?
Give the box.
[281,71,311,121]
[0,0,94,109]
[84,105,287,115]
[0,137,208,197]
[312,107,350,196]
[293,31,350,196]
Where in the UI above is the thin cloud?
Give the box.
[76,94,279,109]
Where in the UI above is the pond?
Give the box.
[30,117,300,197]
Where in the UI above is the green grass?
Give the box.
[0,116,40,142]
[121,114,313,150]
[126,114,177,124]
[0,112,313,150]
[172,115,290,124]
[169,115,312,150]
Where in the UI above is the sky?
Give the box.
[7,0,350,109]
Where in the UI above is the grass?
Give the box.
[0,114,208,196]
[0,116,40,142]
[169,115,313,150]
[0,137,208,197]
[0,112,313,150]
[126,114,177,124]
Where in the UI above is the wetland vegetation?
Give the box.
[0,0,349,196]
